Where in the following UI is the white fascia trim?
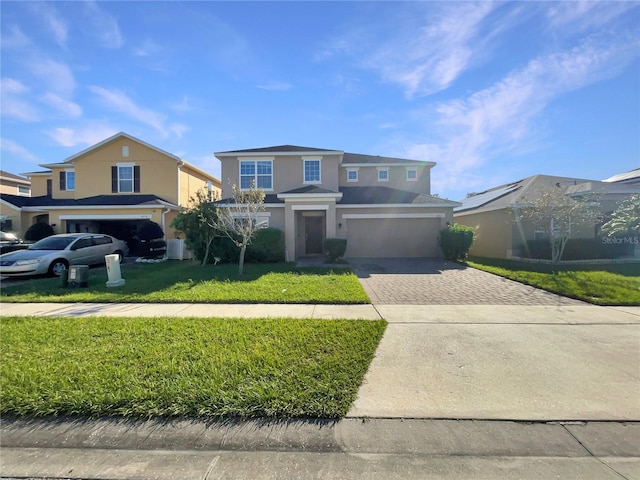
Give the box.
[338,203,452,208]
[59,214,153,220]
[22,204,180,212]
[217,150,341,158]
[342,162,435,168]
[277,193,342,200]
[1,176,30,186]
[292,204,329,211]
[0,198,24,210]
[63,132,181,163]
[264,203,285,208]
[229,211,271,218]
[342,213,445,219]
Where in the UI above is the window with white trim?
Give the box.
[406,168,417,181]
[17,185,30,196]
[303,158,321,183]
[118,164,134,193]
[60,170,75,191]
[347,169,358,182]
[377,168,389,182]
[240,160,273,190]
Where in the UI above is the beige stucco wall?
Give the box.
[340,165,431,194]
[28,175,51,197]
[179,165,221,206]
[0,179,29,196]
[455,209,512,259]
[48,166,76,199]
[71,137,179,203]
[220,153,343,198]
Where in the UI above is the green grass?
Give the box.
[0,261,370,304]
[466,258,640,306]
[1,316,386,418]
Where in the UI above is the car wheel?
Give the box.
[49,259,68,277]
[113,250,124,263]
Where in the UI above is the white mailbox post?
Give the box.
[105,254,125,287]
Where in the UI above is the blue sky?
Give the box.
[1,1,639,201]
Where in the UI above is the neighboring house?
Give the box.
[0,170,31,197]
[214,145,459,259]
[0,171,31,233]
[0,132,221,252]
[603,168,640,186]
[454,174,640,260]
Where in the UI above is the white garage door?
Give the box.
[345,218,441,258]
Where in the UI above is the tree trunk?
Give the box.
[201,236,214,267]
[238,244,247,275]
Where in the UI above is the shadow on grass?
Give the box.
[0,260,367,304]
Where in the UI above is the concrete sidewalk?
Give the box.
[2,417,639,479]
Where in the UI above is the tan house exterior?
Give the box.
[454,174,640,260]
[0,133,221,251]
[0,171,31,234]
[215,145,459,260]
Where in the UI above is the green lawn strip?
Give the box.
[0,261,370,304]
[466,260,640,306]
[1,316,386,418]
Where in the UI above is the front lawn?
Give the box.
[1,316,386,418]
[0,261,370,304]
[466,258,640,306]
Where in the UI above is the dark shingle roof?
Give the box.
[0,194,176,208]
[280,185,340,195]
[217,145,338,154]
[342,153,430,165]
[338,187,457,205]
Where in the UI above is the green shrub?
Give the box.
[246,228,285,263]
[324,238,347,262]
[24,222,55,242]
[209,229,285,264]
[439,224,474,261]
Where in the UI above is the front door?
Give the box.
[305,216,324,254]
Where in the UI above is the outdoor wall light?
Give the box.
[338,223,342,229]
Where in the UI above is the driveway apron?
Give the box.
[348,258,640,421]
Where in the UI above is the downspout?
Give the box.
[161,208,172,239]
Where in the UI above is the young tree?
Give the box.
[212,181,265,275]
[171,188,220,266]
[516,187,601,263]
[600,194,640,237]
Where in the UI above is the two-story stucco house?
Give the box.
[215,145,459,260]
[0,132,221,252]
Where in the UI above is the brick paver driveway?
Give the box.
[349,258,585,305]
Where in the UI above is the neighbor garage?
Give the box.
[343,215,442,257]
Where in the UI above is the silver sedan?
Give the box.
[0,233,128,277]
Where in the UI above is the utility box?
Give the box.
[68,265,89,288]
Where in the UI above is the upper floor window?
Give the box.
[17,185,30,196]
[111,165,140,193]
[60,171,75,191]
[347,168,359,182]
[118,164,134,193]
[406,168,418,181]
[303,158,321,184]
[240,160,272,190]
[377,168,389,182]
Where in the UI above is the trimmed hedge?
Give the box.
[520,238,633,261]
[324,238,347,262]
[439,224,475,261]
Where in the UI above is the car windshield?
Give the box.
[29,236,78,251]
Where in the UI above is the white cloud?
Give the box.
[257,82,294,91]
[47,125,118,148]
[0,25,31,49]
[89,86,186,139]
[403,35,639,193]
[28,58,76,96]
[546,1,639,33]
[83,0,123,49]
[0,138,40,164]
[30,2,68,47]
[40,93,82,118]
[0,78,40,122]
